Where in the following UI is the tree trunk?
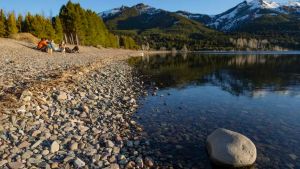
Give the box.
[70,33,74,45]
[76,34,79,46]
[64,34,68,44]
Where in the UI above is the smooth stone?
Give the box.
[0,160,8,167]
[79,125,89,132]
[96,161,103,167]
[207,128,257,167]
[45,164,51,169]
[125,161,135,168]
[20,91,33,102]
[135,157,144,168]
[82,105,89,113]
[51,162,59,168]
[107,163,120,169]
[93,154,101,161]
[31,139,43,149]
[42,150,49,156]
[18,141,31,149]
[17,106,26,113]
[22,151,33,159]
[32,130,41,137]
[145,157,154,167]
[106,140,114,148]
[50,141,60,153]
[74,158,85,168]
[70,142,78,151]
[27,158,40,164]
[8,162,24,169]
[109,156,116,163]
[112,147,120,154]
[64,156,75,163]
[57,92,68,100]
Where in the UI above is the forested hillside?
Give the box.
[0,2,137,49]
[100,3,291,51]
[101,4,234,51]
[233,14,300,49]
[176,0,300,50]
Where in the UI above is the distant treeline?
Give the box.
[0,1,138,49]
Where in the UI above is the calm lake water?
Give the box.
[128,53,300,169]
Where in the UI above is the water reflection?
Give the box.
[129,53,300,169]
[128,53,300,97]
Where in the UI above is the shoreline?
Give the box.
[0,38,156,168]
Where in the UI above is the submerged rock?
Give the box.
[206,128,257,168]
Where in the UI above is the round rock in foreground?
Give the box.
[206,128,257,168]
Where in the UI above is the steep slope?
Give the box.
[208,0,300,32]
[99,4,229,50]
[176,11,212,24]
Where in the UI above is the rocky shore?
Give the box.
[0,38,154,168]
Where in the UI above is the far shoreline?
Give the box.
[143,50,300,55]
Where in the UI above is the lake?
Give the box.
[128,52,300,169]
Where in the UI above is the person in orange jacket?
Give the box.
[37,38,48,52]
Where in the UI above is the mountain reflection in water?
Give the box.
[128,53,300,169]
[129,53,300,97]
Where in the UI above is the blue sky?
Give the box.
[0,0,289,16]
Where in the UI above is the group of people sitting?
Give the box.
[36,38,79,54]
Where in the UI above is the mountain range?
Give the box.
[179,0,300,31]
[99,0,300,50]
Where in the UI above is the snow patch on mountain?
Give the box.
[100,3,162,19]
[247,0,279,9]
[207,0,300,31]
[287,1,300,7]
[100,8,122,18]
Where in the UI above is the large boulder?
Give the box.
[206,128,257,168]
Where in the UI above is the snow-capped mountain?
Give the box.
[206,0,300,31]
[100,1,300,50]
[100,3,162,19]
[100,6,126,18]
[99,3,213,31]
[100,0,300,32]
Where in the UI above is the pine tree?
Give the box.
[120,36,138,49]
[59,1,77,43]
[59,1,119,47]
[16,14,23,32]
[0,9,6,37]
[6,12,18,36]
[52,16,63,42]
[23,12,32,32]
[30,14,55,39]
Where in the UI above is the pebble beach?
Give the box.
[0,38,154,169]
